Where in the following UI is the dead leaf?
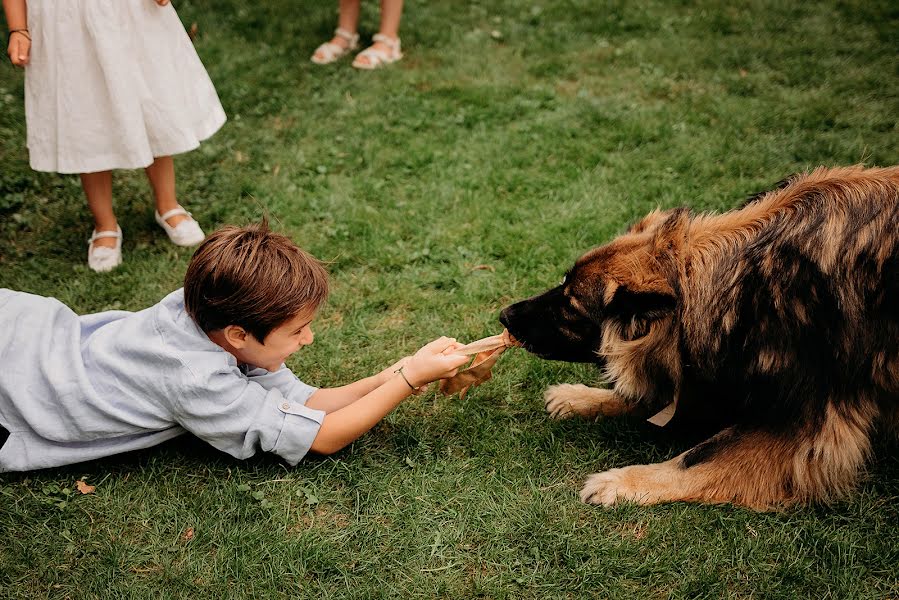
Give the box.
[75,480,95,494]
[188,22,199,41]
[439,347,506,399]
[181,527,195,542]
[438,330,521,398]
[469,264,495,272]
[739,68,748,78]
[234,150,247,163]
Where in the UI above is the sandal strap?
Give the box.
[314,41,344,58]
[335,28,359,44]
[157,207,191,222]
[355,46,390,63]
[88,227,121,244]
[372,33,400,50]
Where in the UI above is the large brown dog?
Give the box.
[500,165,899,510]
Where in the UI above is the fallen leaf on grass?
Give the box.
[181,527,195,542]
[188,22,199,41]
[75,480,95,494]
[469,264,495,272]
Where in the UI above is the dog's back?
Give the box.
[685,167,899,416]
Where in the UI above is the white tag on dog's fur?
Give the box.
[647,401,676,427]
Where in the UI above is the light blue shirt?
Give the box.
[0,288,325,472]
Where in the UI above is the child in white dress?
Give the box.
[3,0,226,272]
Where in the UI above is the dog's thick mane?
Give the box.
[603,165,899,422]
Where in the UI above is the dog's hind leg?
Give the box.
[580,400,878,509]
[543,384,635,420]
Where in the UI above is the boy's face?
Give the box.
[237,307,317,370]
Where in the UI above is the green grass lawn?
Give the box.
[2,0,898,597]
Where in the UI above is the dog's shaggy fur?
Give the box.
[500,165,899,510]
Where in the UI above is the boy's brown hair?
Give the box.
[184,220,329,342]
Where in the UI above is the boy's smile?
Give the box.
[209,308,317,372]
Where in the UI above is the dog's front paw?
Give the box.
[543,383,619,420]
[544,383,591,419]
[579,466,662,506]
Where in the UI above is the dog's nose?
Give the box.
[499,306,512,328]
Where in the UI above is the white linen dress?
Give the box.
[25,0,226,174]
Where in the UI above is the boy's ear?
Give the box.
[223,325,250,348]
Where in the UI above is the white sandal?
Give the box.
[155,206,205,247]
[352,34,403,70]
[87,226,123,273]
[311,28,360,65]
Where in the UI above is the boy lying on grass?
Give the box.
[0,221,470,471]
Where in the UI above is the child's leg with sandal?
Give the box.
[81,171,122,273]
[352,0,404,69]
[145,156,205,247]
[311,0,361,64]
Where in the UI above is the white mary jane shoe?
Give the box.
[87,226,123,273]
[155,206,206,247]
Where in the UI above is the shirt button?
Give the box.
[281,402,290,410]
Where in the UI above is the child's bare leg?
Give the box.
[338,0,362,35]
[81,171,117,249]
[353,0,403,66]
[144,156,186,227]
[378,0,403,38]
[543,384,633,420]
[312,0,361,61]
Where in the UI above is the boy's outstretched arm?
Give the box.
[309,337,467,455]
[305,357,410,413]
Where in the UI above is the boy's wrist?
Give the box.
[395,366,419,391]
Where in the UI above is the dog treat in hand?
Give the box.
[438,330,521,398]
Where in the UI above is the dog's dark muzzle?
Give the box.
[500,289,601,363]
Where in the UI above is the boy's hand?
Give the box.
[401,337,470,389]
[7,32,30,67]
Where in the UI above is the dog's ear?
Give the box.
[603,279,676,321]
[651,207,689,255]
[602,209,685,320]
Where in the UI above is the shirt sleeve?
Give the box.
[242,365,318,406]
[172,364,326,466]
